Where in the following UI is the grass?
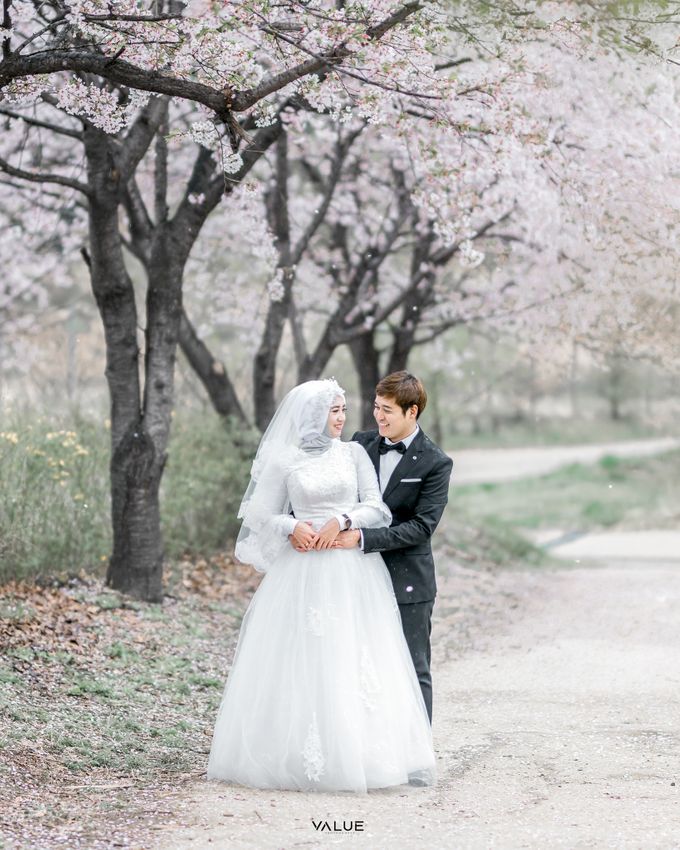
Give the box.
[452,448,680,534]
[436,513,553,572]
[446,415,664,450]
[0,410,258,583]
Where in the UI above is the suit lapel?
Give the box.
[382,428,427,502]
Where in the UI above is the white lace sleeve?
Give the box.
[347,442,392,529]
[234,455,297,572]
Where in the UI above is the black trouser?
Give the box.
[397,599,434,723]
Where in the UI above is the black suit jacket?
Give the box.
[351,428,453,604]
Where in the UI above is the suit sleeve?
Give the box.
[360,454,453,553]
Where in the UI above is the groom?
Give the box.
[335,371,453,723]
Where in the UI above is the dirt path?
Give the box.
[527,529,680,561]
[451,437,679,484]
[150,557,680,850]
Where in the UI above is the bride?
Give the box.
[207,378,436,792]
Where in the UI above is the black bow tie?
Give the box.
[379,438,406,455]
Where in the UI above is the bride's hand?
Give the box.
[314,518,341,550]
[290,521,318,552]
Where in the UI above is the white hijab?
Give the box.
[235,378,345,570]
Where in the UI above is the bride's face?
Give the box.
[326,395,347,438]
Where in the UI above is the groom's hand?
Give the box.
[332,530,361,549]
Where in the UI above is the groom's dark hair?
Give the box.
[375,371,427,419]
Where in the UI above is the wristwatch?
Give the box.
[342,513,352,530]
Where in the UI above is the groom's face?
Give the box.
[373,395,418,443]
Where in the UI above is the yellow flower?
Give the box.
[73,493,84,501]
[0,432,19,444]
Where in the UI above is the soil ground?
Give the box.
[151,555,680,850]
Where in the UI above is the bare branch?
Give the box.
[0,154,90,195]
[117,95,169,181]
[0,105,83,138]
[291,124,363,265]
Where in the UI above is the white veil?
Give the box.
[235,378,345,571]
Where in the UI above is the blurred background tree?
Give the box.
[1,0,678,595]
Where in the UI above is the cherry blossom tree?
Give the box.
[0,0,444,600]
[479,33,680,375]
[185,7,680,429]
[195,58,559,429]
[1,0,677,602]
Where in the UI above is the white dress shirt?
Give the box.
[378,424,420,495]
[353,425,420,549]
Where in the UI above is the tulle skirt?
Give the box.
[207,545,436,792]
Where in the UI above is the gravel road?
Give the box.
[151,555,680,850]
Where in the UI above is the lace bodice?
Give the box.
[288,441,365,526]
[235,439,391,571]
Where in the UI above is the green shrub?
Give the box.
[0,410,258,582]
[0,416,111,582]
[160,412,258,558]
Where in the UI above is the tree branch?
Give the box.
[291,124,363,266]
[0,2,423,125]
[117,95,169,182]
[0,106,82,138]
[0,154,90,195]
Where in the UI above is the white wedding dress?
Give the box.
[207,439,436,792]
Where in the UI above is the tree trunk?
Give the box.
[178,311,247,423]
[349,331,381,429]
[254,296,291,430]
[108,417,164,601]
[387,326,413,374]
[429,371,444,446]
[297,343,335,383]
[84,126,165,602]
[253,133,293,430]
[607,354,624,421]
[569,339,579,419]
